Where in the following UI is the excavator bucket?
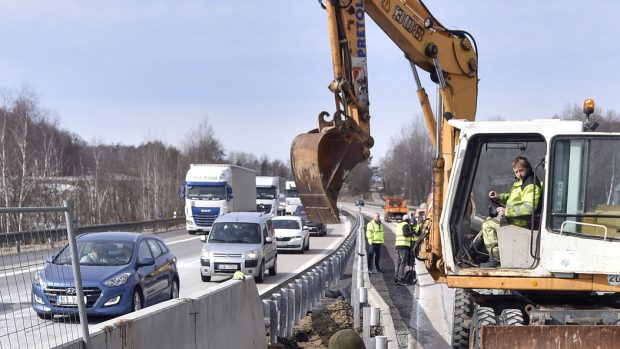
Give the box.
[291,128,366,224]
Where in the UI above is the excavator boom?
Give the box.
[291,0,478,227]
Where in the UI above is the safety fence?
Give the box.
[1,217,184,247]
[262,212,390,348]
[0,201,90,349]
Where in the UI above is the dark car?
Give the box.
[293,205,326,236]
[355,198,365,206]
[31,232,179,319]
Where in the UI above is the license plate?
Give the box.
[217,264,238,270]
[57,295,87,305]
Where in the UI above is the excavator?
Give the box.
[290,0,620,347]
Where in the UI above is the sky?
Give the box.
[1,1,619,164]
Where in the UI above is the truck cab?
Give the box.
[284,181,301,215]
[184,164,256,234]
[256,176,286,216]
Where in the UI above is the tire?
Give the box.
[451,289,472,348]
[37,312,53,320]
[201,273,211,282]
[170,278,179,299]
[268,256,277,276]
[469,306,496,349]
[255,261,265,283]
[305,237,310,251]
[131,289,143,313]
[499,309,524,326]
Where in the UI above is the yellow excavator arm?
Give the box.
[291,0,478,273]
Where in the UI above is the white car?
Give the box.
[271,216,310,253]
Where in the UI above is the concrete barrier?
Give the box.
[56,278,267,349]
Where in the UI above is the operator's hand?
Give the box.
[489,191,497,200]
[496,207,505,217]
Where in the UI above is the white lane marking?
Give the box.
[0,266,43,279]
[167,236,201,245]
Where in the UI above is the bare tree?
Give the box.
[182,116,225,165]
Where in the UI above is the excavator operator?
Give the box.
[479,156,542,267]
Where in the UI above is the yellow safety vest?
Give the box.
[366,220,384,244]
[395,222,413,247]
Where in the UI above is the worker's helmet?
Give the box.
[402,214,410,221]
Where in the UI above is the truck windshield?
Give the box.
[286,189,299,198]
[208,222,261,244]
[549,136,620,240]
[257,187,276,199]
[186,184,226,200]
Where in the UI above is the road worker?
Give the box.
[394,214,414,285]
[366,213,384,273]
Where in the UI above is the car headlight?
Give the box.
[201,249,210,259]
[103,273,131,287]
[246,250,258,259]
[32,272,44,286]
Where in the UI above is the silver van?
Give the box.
[199,212,277,283]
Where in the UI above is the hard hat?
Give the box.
[402,214,410,221]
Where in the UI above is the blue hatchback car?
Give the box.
[31,232,179,319]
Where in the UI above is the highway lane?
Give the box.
[0,212,354,348]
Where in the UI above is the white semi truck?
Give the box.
[184,164,256,234]
[255,176,286,216]
[284,180,301,215]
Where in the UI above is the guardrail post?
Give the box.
[362,306,370,340]
[279,289,288,338]
[269,300,278,344]
[375,335,387,349]
[286,288,295,338]
[370,307,380,326]
[272,293,282,339]
[289,281,301,325]
[294,280,303,322]
[301,276,309,317]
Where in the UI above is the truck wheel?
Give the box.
[451,288,472,348]
[499,309,524,326]
[201,273,211,282]
[469,306,496,349]
[268,256,277,276]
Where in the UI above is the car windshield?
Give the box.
[186,184,226,200]
[273,220,301,230]
[54,241,134,266]
[208,222,261,243]
[256,187,276,199]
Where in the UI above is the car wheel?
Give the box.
[37,312,53,320]
[131,289,143,312]
[201,273,211,282]
[305,237,310,251]
[268,256,277,276]
[255,261,265,283]
[170,278,180,299]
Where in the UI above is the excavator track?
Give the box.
[290,127,367,224]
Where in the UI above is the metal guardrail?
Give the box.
[0,217,186,247]
[261,210,388,347]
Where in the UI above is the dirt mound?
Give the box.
[268,300,355,349]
